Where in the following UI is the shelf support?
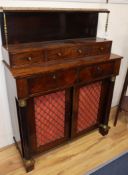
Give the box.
[3,13,8,49]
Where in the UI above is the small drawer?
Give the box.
[79,62,114,83]
[70,46,90,58]
[11,51,45,67]
[91,42,111,56]
[28,68,77,94]
[47,48,66,61]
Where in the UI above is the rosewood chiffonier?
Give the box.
[0,7,122,172]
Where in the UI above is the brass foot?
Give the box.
[23,159,35,172]
[99,124,110,136]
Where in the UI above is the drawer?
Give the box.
[28,68,77,94]
[91,42,111,56]
[47,48,66,61]
[70,46,90,58]
[11,51,45,67]
[46,42,111,62]
[79,62,114,82]
[47,46,90,61]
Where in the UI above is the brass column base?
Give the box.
[13,137,35,172]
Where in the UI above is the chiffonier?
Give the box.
[0,7,122,172]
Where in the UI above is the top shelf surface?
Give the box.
[4,38,109,53]
[0,7,110,13]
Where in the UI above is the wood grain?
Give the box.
[3,38,112,68]
[0,108,128,175]
[4,54,122,79]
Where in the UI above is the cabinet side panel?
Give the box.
[2,47,10,65]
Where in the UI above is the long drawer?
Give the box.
[28,61,114,95]
[28,68,77,94]
[16,60,118,98]
[79,62,114,83]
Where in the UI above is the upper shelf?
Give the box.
[0,7,109,47]
[0,7,110,13]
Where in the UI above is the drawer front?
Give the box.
[70,46,90,58]
[28,68,77,94]
[11,51,45,67]
[79,62,114,83]
[47,46,90,61]
[91,42,111,56]
[47,48,66,61]
[10,42,111,67]
[46,42,111,62]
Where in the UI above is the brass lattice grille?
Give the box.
[34,91,65,147]
[77,82,102,133]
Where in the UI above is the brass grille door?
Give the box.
[72,81,102,137]
[32,90,70,152]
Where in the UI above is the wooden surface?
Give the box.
[0,7,110,13]
[1,108,128,175]
[4,54,122,79]
[3,38,112,68]
[5,38,110,53]
[10,55,121,99]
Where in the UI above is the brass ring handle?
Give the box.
[57,52,62,57]
[78,49,82,54]
[27,57,32,61]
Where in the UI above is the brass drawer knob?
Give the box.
[57,52,62,57]
[97,66,102,72]
[53,74,56,79]
[100,47,104,51]
[78,49,82,54]
[27,57,32,61]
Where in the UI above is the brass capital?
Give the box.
[111,76,116,82]
[19,100,27,107]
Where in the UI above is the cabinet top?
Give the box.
[3,38,110,53]
[4,54,122,79]
[0,7,110,13]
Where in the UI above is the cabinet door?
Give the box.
[71,81,103,138]
[28,89,71,154]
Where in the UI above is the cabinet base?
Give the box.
[13,137,35,172]
[99,124,110,136]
